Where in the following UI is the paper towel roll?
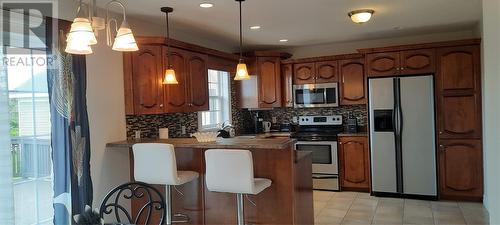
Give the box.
[159,128,169,139]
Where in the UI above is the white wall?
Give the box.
[481,0,500,223]
[280,30,479,59]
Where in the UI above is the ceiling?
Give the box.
[100,0,481,51]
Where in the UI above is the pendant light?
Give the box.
[234,0,250,81]
[161,7,179,85]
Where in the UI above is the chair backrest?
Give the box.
[132,143,178,185]
[204,149,255,194]
[99,182,166,225]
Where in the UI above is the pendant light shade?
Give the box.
[112,21,139,51]
[235,62,249,80]
[234,0,250,80]
[161,7,178,85]
[163,68,179,84]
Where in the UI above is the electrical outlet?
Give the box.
[181,125,186,135]
[272,117,277,123]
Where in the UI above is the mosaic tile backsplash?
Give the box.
[126,105,367,139]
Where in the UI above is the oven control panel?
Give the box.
[297,115,342,126]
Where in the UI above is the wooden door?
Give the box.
[163,47,188,113]
[437,45,482,139]
[400,49,435,75]
[438,139,483,201]
[437,46,480,93]
[339,136,370,191]
[366,52,400,77]
[293,62,315,84]
[258,57,282,108]
[186,52,209,112]
[281,64,294,107]
[339,59,366,105]
[438,94,482,139]
[130,45,164,115]
[315,61,338,83]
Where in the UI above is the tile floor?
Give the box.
[313,191,489,225]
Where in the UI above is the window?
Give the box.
[199,70,231,130]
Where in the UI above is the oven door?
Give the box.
[293,83,339,108]
[295,141,338,174]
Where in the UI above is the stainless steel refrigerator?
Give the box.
[368,75,437,198]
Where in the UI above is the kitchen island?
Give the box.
[106,137,313,225]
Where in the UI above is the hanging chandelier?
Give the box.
[65,0,139,55]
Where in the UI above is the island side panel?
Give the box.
[203,145,296,225]
[293,151,314,225]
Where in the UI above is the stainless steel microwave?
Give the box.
[293,83,339,108]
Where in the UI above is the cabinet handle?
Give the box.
[339,142,342,145]
[400,67,405,70]
[439,131,443,134]
[160,104,164,108]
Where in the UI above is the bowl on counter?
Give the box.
[191,131,220,142]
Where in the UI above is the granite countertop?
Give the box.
[338,132,368,137]
[107,137,296,150]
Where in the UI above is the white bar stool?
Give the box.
[204,149,272,225]
[132,143,199,225]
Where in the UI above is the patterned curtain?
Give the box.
[47,19,93,224]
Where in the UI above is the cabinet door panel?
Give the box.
[339,59,366,105]
[437,46,480,92]
[187,52,209,112]
[339,136,369,191]
[438,94,481,139]
[366,52,400,77]
[163,47,188,113]
[259,57,281,108]
[131,45,163,115]
[439,140,483,200]
[315,61,338,83]
[282,64,294,107]
[401,49,435,75]
[293,62,315,84]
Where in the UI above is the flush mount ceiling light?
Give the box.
[161,7,179,85]
[250,25,261,30]
[199,2,214,8]
[234,0,250,81]
[348,9,375,24]
[65,0,138,55]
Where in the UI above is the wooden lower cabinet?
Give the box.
[438,139,483,201]
[338,136,370,192]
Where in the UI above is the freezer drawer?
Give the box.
[312,174,339,191]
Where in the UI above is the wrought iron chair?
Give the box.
[99,182,166,225]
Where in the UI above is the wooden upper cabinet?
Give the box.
[339,58,366,105]
[367,49,436,77]
[258,57,281,108]
[366,52,400,77]
[439,139,483,200]
[401,49,435,75]
[315,61,338,83]
[186,52,209,112]
[281,64,294,107]
[339,136,370,191]
[129,45,164,115]
[163,47,188,113]
[437,45,480,93]
[293,62,315,84]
